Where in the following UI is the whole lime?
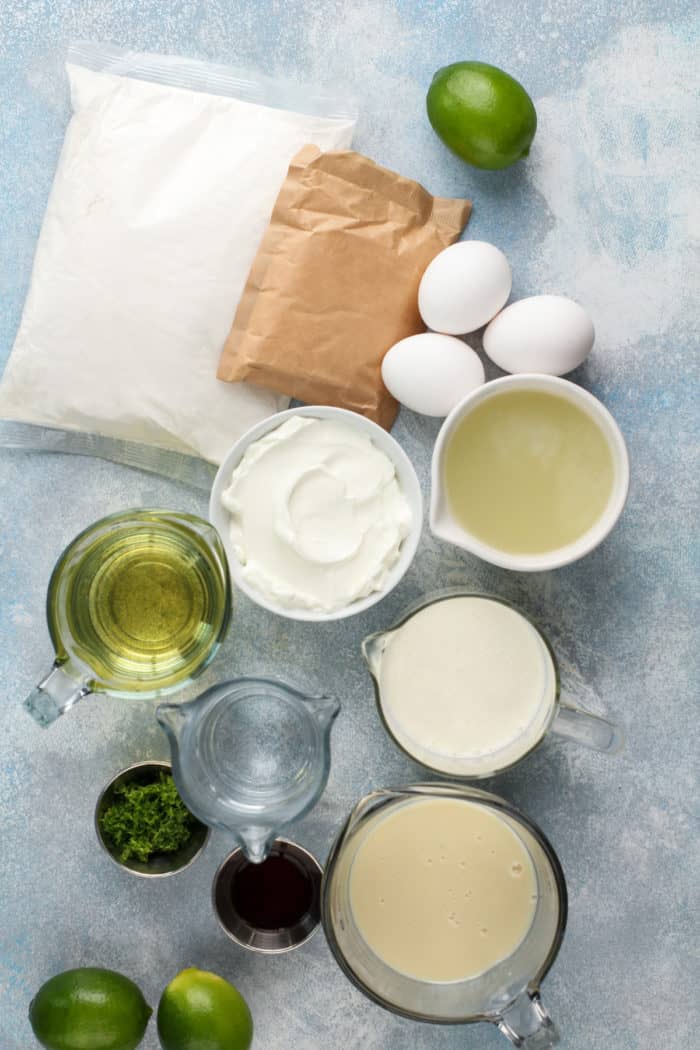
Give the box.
[427,61,537,169]
[157,967,253,1050]
[28,967,152,1050]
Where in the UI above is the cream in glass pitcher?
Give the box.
[362,590,623,778]
[322,784,567,1047]
[349,796,537,983]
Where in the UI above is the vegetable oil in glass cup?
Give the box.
[24,509,231,727]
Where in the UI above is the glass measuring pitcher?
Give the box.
[321,783,567,1047]
[157,677,339,863]
[362,589,623,778]
[24,509,231,727]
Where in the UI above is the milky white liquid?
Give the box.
[349,797,538,983]
[377,596,556,776]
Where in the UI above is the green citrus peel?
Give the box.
[99,772,195,862]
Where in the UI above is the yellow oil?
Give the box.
[55,520,229,691]
[444,390,614,554]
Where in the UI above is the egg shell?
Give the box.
[381,333,485,417]
[418,241,512,335]
[483,295,595,376]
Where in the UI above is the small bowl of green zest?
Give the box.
[95,760,209,877]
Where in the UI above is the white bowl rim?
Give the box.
[209,405,424,621]
[430,374,630,572]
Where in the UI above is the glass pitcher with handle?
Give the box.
[24,509,231,727]
[157,676,339,863]
[362,589,623,778]
[321,783,567,1047]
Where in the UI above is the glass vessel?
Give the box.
[24,509,231,727]
[158,676,339,863]
[322,783,567,1047]
[362,589,623,778]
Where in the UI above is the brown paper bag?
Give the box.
[217,146,471,428]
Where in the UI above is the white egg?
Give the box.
[418,241,512,335]
[483,295,595,376]
[381,333,485,417]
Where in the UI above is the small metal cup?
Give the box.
[212,838,322,953]
[95,760,209,878]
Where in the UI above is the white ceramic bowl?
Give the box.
[209,406,423,621]
[430,374,629,572]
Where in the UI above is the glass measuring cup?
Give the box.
[157,677,339,863]
[321,783,567,1047]
[362,589,623,778]
[24,509,231,727]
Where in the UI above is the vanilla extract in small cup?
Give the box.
[213,840,322,953]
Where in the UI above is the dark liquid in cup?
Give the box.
[231,853,314,930]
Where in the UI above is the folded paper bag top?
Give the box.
[217,147,471,429]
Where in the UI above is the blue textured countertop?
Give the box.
[1,3,698,1048]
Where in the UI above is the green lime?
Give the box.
[28,967,152,1050]
[427,61,537,169]
[157,967,253,1050]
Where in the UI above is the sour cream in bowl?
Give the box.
[209,406,423,621]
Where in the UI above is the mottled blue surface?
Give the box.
[1,2,698,1048]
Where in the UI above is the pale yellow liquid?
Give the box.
[444,390,614,554]
[349,798,537,983]
[53,521,229,691]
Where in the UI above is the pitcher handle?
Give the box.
[551,696,624,754]
[496,990,559,1048]
[24,663,92,727]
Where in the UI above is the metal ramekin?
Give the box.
[95,760,209,878]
